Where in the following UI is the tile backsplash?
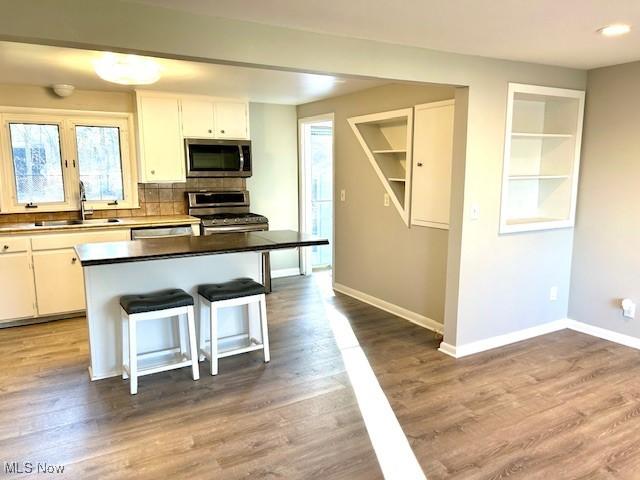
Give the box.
[0,177,245,224]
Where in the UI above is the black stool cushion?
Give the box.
[198,278,266,302]
[120,288,194,315]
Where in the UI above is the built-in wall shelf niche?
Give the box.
[499,83,585,234]
[348,108,413,225]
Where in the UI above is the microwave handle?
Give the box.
[238,145,245,172]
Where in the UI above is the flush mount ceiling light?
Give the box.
[93,53,161,85]
[598,24,632,37]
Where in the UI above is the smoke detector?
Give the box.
[51,84,75,98]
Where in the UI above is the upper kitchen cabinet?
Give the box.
[214,101,249,139]
[135,92,186,183]
[411,100,455,229]
[181,98,215,138]
[499,83,585,234]
[182,98,249,140]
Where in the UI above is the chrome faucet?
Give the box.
[79,181,93,220]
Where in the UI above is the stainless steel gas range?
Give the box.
[188,190,271,292]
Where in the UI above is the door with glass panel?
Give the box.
[299,115,334,274]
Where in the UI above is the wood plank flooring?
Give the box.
[2,273,640,479]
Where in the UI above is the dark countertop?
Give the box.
[75,230,329,266]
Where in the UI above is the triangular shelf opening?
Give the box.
[348,108,413,226]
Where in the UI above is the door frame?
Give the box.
[298,113,335,277]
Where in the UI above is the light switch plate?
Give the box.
[340,189,346,202]
[471,203,480,220]
[383,193,390,207]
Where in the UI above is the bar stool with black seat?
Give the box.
[120,288,200,395]
[197,278,269,376]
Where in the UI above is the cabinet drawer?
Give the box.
[0,237,30,254]
[31,230,130,251]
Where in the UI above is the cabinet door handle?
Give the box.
[71,257,77,264]
[220,129,225,134]
[417,162,423,167]
[150,170,156,175]
[2,245,8,251]
[208,129,212,134]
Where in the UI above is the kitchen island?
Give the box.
[75,230,328,380]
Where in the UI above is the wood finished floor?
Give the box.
[2,274,640,479]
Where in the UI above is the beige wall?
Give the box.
[0,84,134,112]
[0,0,587,347]
[569,61,640,336]
[247,103,299,271]
[298,83,455,323]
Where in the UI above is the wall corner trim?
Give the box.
[437,342,458,358]
[271,268,302,279]
[333,282,444,334]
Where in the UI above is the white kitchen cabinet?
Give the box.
[136,93,185,183]
[33,249,85,315]
[181,98,215,138]
[410,100,455,229]
[214,101,249,139]
[0,237,36,322]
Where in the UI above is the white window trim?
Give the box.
[0,107,139,213]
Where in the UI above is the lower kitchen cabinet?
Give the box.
[0,252,36,322]
[32,249,85,315]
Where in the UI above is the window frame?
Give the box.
[0,108,138,213]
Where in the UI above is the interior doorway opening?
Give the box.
[299,114,334,275]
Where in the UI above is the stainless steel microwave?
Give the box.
[185,139,252,178]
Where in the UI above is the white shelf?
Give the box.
[499,83,585,234]
[508,175,570,180]
[511,132,573,138]
[372,149,407,154]
[348,108,414,226]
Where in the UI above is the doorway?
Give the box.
[299,114,334,275]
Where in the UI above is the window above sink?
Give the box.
[0,108,139,214]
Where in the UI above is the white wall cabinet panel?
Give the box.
[136,94,185,183]
[33,249,85,315]
[411,100,455,229]
[0,252,35,322]
[181,98,215,138]
[214,102,249,139]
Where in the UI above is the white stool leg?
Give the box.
[259,294,270,363]
[178,314,188,357]
[209,302,219,376]
[129,314,138,395]
[121,309,129,379]
[198,297,207,362]
[186,306,200,381]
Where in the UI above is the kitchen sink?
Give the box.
[34,218,122,227]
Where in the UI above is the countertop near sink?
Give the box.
[0,215,201,235]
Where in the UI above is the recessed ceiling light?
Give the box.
[94,53,161,85]
[598,24,631,37]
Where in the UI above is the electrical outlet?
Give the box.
[549,286,558,301]
[383,193,390,207]
[340,189,346,202]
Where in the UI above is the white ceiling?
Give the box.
[0,42,387,104]
[133,0,640,69]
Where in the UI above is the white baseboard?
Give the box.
[439,317,640,359]
[566,319,640,350]
[333,282,443,334]
[440,319,568,358]
[271,267,301,279]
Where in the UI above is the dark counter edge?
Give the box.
[76,238,329,267]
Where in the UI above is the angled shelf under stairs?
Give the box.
[348,108,413,225]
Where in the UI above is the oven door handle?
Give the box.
[204,224,266,234]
